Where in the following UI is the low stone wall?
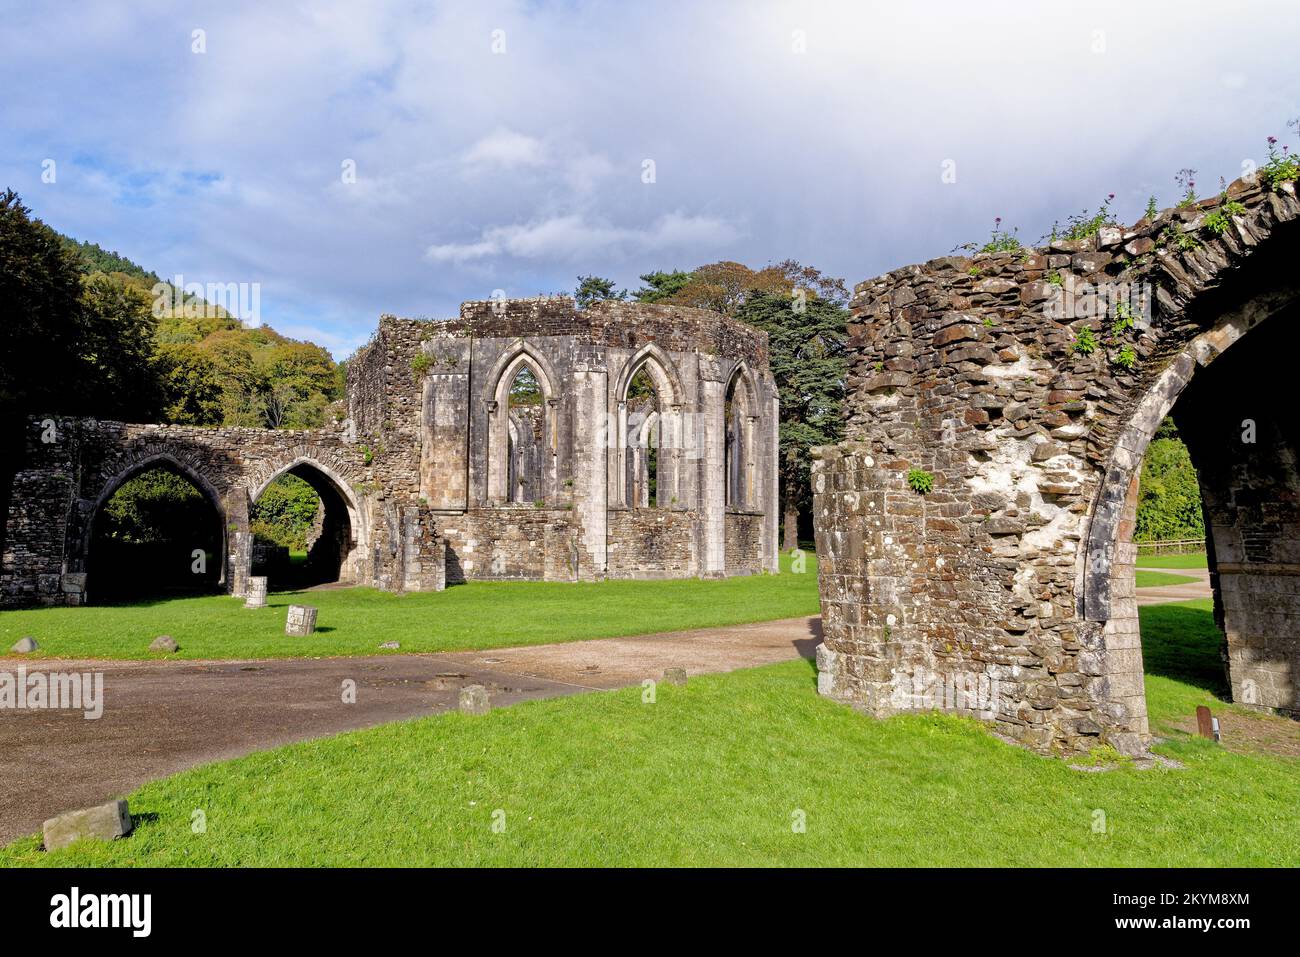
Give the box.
[605,508,700,578]
[724,511,765,576]
[437,508,580,583]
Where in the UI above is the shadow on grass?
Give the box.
[1138,602,1229,696]
[90,587,224,609]
[795,616,822,687]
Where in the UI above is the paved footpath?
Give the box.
[1135,566,1213,606]
[0,616,820,846]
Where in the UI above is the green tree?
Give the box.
[156,343,225,425]
[99,467,209,544]
[659,260,791,316]
[632,269,693,303]
[0,189,86,418]
[574,275,627,309]
[738,288,848,549]
[58,235,160,283]
[251,474,321,550]
[1136,422,1205,543]
[2,191,345,435]
[77,271,163,421]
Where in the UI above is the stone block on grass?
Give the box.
[43,799,132,851]
[459,684,490,715]
[244,576,268,609]
[10,636,38,654]
[285,604,318,636]
[149,635,179,653]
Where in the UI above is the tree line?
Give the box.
[0,189,343,433]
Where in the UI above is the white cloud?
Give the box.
[2,0,1297,360]
[426,212,741,263]
[564,152,616,194]
[462,128,547,169]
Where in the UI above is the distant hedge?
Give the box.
[250,474,321,551]
[1135,434,1204,543]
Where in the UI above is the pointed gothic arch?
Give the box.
[614,346,685,509]
[725,362,760,510]
[82,453,228,603]
[485,341,560,504]
[249,455,367,587]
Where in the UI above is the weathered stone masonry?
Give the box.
[351,297,779,584]
[2,297,778,606]
[813,177,1300,756]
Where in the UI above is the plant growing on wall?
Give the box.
[1071,327,1098,355]
[906,468,934,494]
[1159,224,1201,251]
[1204,201,1247,235]
[1261,128,1300,190]
[1111,300,1134,336]
[961,217,1022,254]
[410,351,432,380]
[1045,194,1117,243]
[1112,345,1138,370]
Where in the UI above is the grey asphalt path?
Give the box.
[0,616,820,846]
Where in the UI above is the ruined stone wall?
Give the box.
[387,295,782,583]
[347,317,424,497]
[437,508,580,583]
[606,508,701,578]
[725,511,765,576]
[0,415,442,607]
[1,421,79,605]
[814,176,1300,755]
[4,296,780,607]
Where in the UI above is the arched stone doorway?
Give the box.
[1082,262,1300,738]
[248,458,365,590]
[83,456,227,604]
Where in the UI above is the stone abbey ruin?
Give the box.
[813,176,1300,756]
[4,175,1300,761]
[2,297,780,606]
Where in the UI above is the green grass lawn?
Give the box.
[0,553,818,660]
[1135,551,1208,569]
[1134,570,1199,588]
[1132,599,1226,695]
[4,597,1295,867]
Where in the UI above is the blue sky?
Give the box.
[2,0,1297,358]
